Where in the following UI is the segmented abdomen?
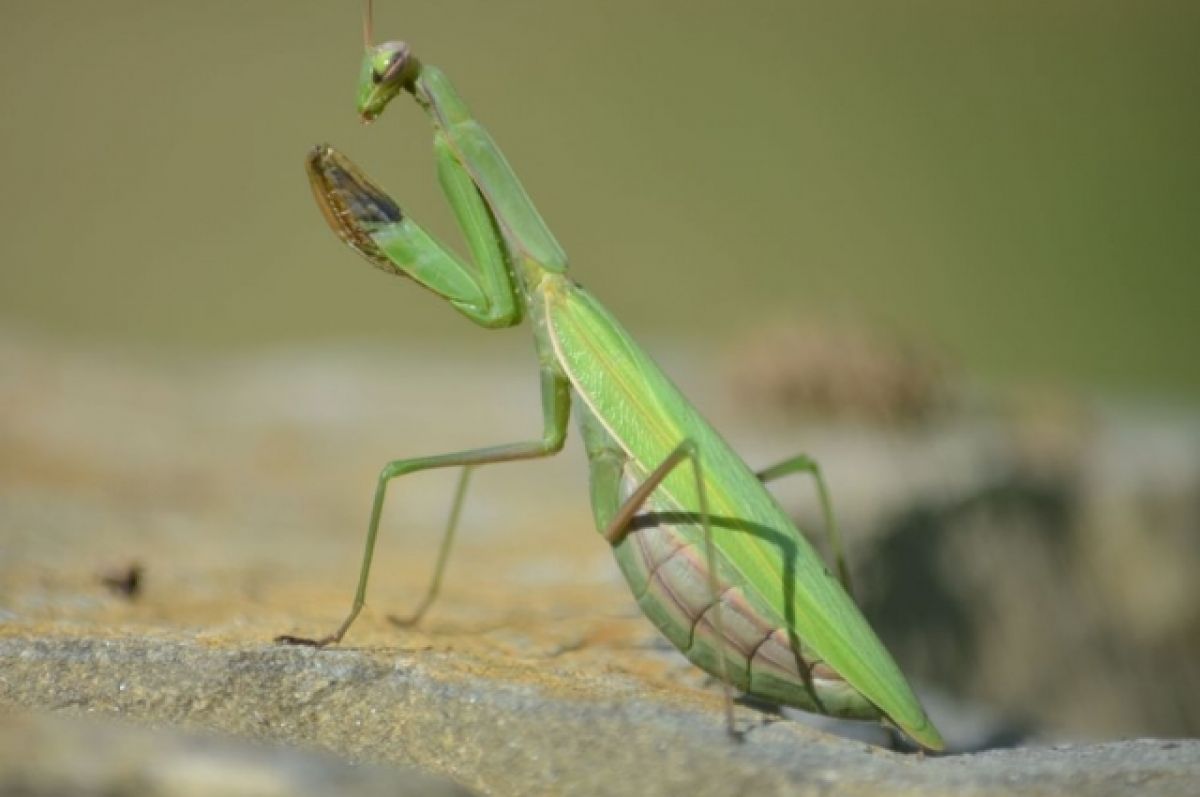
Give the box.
[612,476,881,721]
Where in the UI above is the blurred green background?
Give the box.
[1,1,1197,399]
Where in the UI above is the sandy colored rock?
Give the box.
[2,635,1198,797]
[2,333,1199,794]
[0,709,474,797]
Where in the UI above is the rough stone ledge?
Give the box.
[1,635,1196,796]
[0,709,474,797]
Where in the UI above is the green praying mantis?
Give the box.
[278,2,944,752]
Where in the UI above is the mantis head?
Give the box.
[355,1,420,123]
[357,41,420,123]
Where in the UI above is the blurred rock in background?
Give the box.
[723,316,1200,743]
[725,316,953,427]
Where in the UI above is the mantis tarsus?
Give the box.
[278,4,944,752]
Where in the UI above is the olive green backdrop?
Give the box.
[2,1,1197,398]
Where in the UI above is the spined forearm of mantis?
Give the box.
[276,2,944,752]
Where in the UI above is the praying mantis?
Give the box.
[278,2,944,752]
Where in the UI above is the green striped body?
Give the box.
[325,47,944,750]
[539,276,941,746]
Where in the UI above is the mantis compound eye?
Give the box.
[379,43,416,85]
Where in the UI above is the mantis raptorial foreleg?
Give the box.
[307,139,519,328]
[756,454,854,597]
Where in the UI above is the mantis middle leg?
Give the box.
[757,454,853,598]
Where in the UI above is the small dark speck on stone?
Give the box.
[98,562,143,599]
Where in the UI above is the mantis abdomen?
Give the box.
[578,404,884,721]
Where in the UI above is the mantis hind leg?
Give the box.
[586,432,742,739]
[757,454,854,599]
[276,369,571,647]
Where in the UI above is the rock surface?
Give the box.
[1,635,1197,796]
[2,333,1198,794]
[0,708,473,797]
